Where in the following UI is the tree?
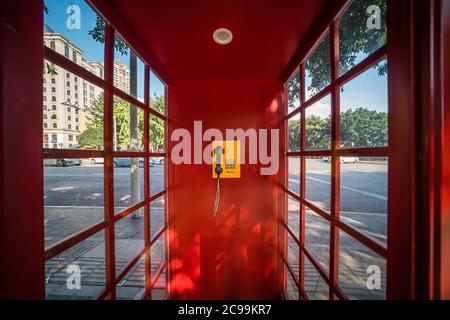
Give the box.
[78,127,103,148]
[150,94,165,152]
[288,0,387,105]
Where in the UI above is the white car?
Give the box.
[322,156,359,164]
[90,158,104,164]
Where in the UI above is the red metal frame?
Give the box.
[42,3,169,300]
[282,0,398,300]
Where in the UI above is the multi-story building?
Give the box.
[43,25,129,149]
[114,59,130,94]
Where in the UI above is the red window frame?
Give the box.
[282,0,389,300]
[42,13,169,299]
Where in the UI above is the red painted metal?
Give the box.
[386,0,417,300]
[440,0,450,299]
[0,0,45,299]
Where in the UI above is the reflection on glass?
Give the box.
[113,158,144,213]
[150,157,165,196]
[288,114,301,152]
[305,94,331,150]
[114,210,145,276]
[288,196,300,240]
[151,197,166,239]
[44,0,105,79]
[340,60,388,148]
[304,256,329,300]
[340,157,388,244]
[305,157,331,213]
[285,266,299,300]
[287,233,299,279]
[150,71,166,114]
[44,162,104,247]
[305,33,330,100]
[150,116,165,153]
[116,257,145,300]
[287,70,300,114]
[151,232,166,284]
[305,209,330,273]
[339,0,387,75]
[43,61,104,150]
[45,230,105,299]
[288,157,300,195]
[339,230,386,300]
[113,96,144,152]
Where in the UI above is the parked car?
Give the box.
[90,158,104,164]
[113,158,145,168]
[322,156,359,164]
[154,157,165,165]
[44,158,82,167]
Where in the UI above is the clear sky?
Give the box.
[44,0,165,100]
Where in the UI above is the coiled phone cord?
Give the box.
[213,176,220,216]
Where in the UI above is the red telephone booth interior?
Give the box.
[0,0,449,300]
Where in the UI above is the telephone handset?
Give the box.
[212,141,240,215]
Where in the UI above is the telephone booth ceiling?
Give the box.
[90,0,331,79]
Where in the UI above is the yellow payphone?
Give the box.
[211,140,240,215]
[212,140,240,179]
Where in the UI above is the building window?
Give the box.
[67,107,71,113]
[51,115,57,120]
[51,87,56,93]
[75,118,78,123]
[76,126,79,131]
[43,105,47,111]
[67,90,71,96]
[74,77,78,83]
[66,73,70,79]
[43,115,47,120]
[75,93,78,99]
[68,116,71,121]
[69,135,73,142]
[68,124,72,130]
[64,45,69,58]
[51,78,56,84]
[43,123,48,128]
[52,96,56,102]
[52,105,56,111]
[50,41,55,51]
[73,51,77,63]
[43,96,47,102]
[52,123,57,129]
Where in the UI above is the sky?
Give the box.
[44,0,165,101]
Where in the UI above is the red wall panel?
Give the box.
[168,79,282,299]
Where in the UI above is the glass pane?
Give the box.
[304,256,329,300]
[114,35,145,100]
[340,60,388,148]
[288,157,300,195]
[151,232,166,283]
[113,158,144,213]
[288,196,300,239]
[44,161,104,247]
[287,233,299,279]
[339,0,387,75]
[305,209,330,273]
[45,230,105,299]
[305,33,330,101]
[305,94,331,150]
[113,96,144,152]
[340,157,388,244]
[285,266,299,300]
[150,116,165,153]
[287,70,300,114]
[339,230,386,299]
[44,0,105,79]
[152,287,168,300]
[43,61,104,150]
[116,257,146,300]
[150,157,165,196]
[114,210,145,276]
[150,70,166,114]
[305,157,331,213]
[287,113,300,152]
[151,196,166,239]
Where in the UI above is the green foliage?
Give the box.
[89,17,129,55]
[150,94,165,152]
[78,127,103,148]
[288,108,387,150]
[288,0,387,107]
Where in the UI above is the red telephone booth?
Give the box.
[0,0,449,301]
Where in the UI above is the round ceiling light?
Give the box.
[213,28,233,45]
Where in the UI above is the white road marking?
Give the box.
[306,176,387,201]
